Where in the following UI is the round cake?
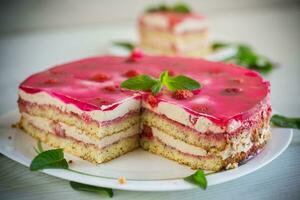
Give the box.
[18,55,271,171]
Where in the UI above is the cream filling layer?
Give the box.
[143,101,236,133]
[19,89,141,122]
[22,113,139,149]
[150,126,257,160]
[141,13,208,34]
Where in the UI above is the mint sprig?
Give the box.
[212,42,273,74]
[70,181,113,198]
[146,3,191,13]
[113,41,135,51]
[271,114,300,129]
[184,169,207,190]
[120,71,201,95]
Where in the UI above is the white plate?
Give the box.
[108,43,237,61]
[0,110,293,191]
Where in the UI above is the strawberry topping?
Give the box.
[221,88,242,96]
[127,48,143,62]
[123,70,139,77]
[173,90,194,100]
[146,94,158,107]
[90,73,111,82]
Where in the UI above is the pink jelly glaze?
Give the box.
[19,55,270,126]
[139,12,205,31]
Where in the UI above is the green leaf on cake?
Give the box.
[120,75,157,90]
[164,75,201,91]
[211,42,273,74]
[151,82,163,95]
[184,169,207,190]
[146,2,191,13]
[70,181,113,198]
[30,148,69,171]
[271,114,300,129]
[172,3,191,13]
[121,71,201,95]
[113,41,136,51]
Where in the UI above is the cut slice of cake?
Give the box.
[138,3,210,57]
[18,55,271,171]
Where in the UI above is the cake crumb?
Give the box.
[226,162,238,170]
[118,176,126,184]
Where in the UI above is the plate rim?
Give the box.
[0,110,293,191]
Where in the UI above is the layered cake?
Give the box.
[18,55,271,171]
[138,4,210,57]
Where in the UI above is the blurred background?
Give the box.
[0,0,300,116]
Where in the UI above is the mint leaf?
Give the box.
[271,114,300,129]
[172,3,191,13]
[146,3,191,13]
[30,149,69,171]
[151,82,163,95]
[121,71,201,95]
[159,70,169,82]
[113,41,135,51]
[37,140,44,153]
[33,140,44,154]
[165,75,201,91]
[121,75,157,91]
[70,181,113,198]
[211,41,273,74]
[184,170,207,190]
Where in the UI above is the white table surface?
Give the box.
[0,5,300,200]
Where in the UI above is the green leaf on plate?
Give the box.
[30,148,69,171]
[271,114,300,129]
[184,169,207,190]
[33,140,44,154]
[70,181,113,198]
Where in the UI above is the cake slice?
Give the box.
[18,55,271,171]
[18,57,142,163]
[139,3,210,57]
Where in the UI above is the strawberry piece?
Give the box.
[44,79,59,84]
[104,85,120,92]
[123,70,139,77]
[90,73,110,82]
[146,94,158,107]
[221,88,242,96]
[90,98,112,106]
[229,78,244,84]
[192,104,210,113]
[127,48,143,62]
[142,125,153,140]
[168,70,175,76]
[173,90,194,100]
